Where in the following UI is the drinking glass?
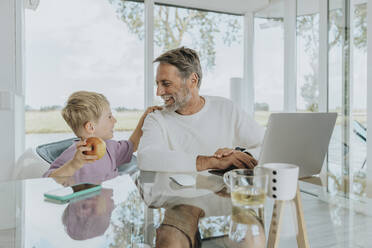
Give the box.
[224,168,268,245]
[223,168,268,208]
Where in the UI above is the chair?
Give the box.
[36,137,79,164]
[36,138,138,174]
[353,120,367,142]
[12,138,79,179]
[353,120,367,169]
[13,148,50,180]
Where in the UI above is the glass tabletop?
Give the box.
[0,171,372,248]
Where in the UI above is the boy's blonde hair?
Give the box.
[62,91,109,136]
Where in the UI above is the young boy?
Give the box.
[43,91,161,181]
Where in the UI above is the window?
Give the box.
[351,0,367,196]
[296,1,320,112]
[25,0,144,148]
[152,4,244,106]
[327,0,367,196]
[253,15,284,126]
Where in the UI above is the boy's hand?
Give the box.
[130,106,163,153]
[142,106,162,118]
[71,139,98,169]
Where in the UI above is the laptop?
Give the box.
[209,112,337,178]
[258,112,337,178]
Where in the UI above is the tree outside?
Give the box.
[297,3,367,112]
[108,0,242,70]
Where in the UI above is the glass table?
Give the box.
[1,170,372,248]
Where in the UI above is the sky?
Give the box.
[25,0,367,112]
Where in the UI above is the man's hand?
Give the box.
[197,150,258,171]
[214,151,257,169]
[213,148,235,158]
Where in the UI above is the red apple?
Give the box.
[84,137,106,160]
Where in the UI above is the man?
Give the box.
[138,47,265,172]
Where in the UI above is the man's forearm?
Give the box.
[196,155,218,171]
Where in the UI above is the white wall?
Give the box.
[367,0,372,182]
[0,0,25,182]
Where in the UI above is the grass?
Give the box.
[26,110,144,134]
[25,110,367,134]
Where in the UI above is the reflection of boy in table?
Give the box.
[62,188,115,240]
[138,47,265,173]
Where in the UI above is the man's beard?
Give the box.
[162,84,192,112]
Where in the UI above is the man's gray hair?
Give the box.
[153,47,203,88]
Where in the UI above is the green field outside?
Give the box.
[26,110,366,134]
[25,110,273,133]
[26,110,145,134]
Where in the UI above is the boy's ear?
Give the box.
[84,121,95,134]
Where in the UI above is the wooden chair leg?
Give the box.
[267,200,284,248]
[294,185,310,248]
[268,184,310,248]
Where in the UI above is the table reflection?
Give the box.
[2,168,371,248]
[62,188,115,240]
[229,206,265,247]
[134,171,267,247]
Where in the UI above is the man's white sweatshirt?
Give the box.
[138,96,265,172]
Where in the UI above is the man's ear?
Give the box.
[189,72,199,88]
[84,121,95,134]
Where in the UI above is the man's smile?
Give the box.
[162,95,175,105]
